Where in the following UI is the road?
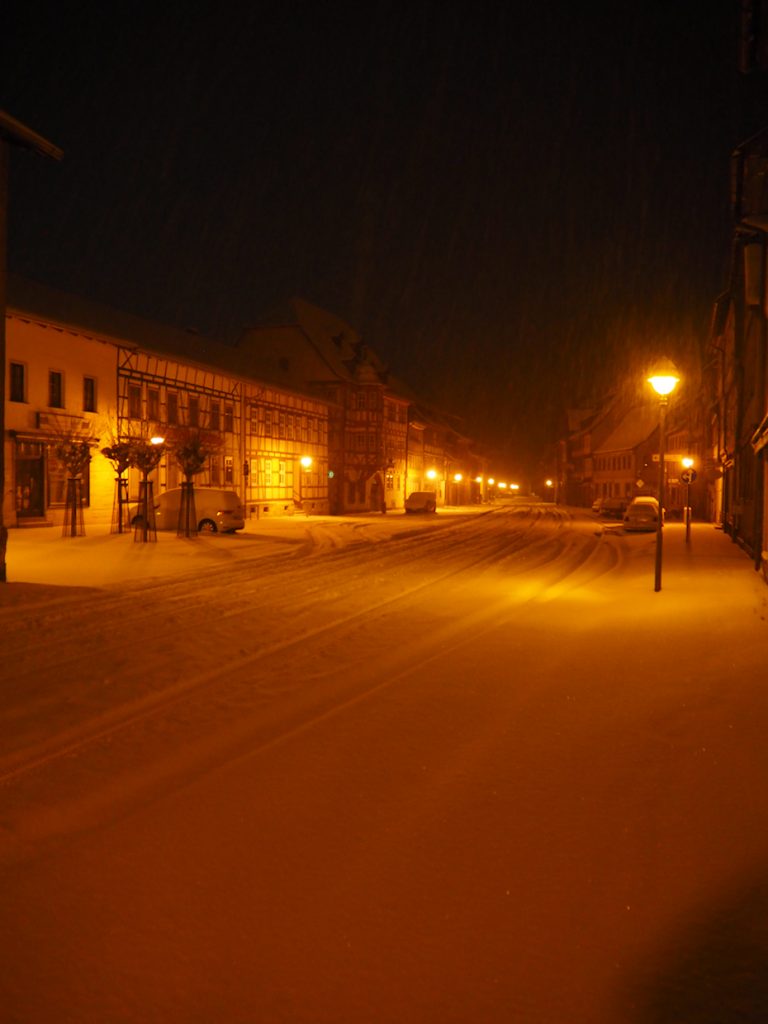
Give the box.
[1,503,767,1023]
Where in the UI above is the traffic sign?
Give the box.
[680,468,697,484]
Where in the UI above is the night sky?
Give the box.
[5,3,768,473]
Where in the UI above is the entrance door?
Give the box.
[15,442,45,518]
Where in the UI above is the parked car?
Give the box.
[623,496,662,532]
[591,496,626,518]
[132,487,245,533]
[404,491,437,514]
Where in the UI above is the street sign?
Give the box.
[680,468,697,484]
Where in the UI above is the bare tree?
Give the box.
[166,428,222,536]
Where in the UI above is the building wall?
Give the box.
[4,312,117,529]
[118,350,330,518]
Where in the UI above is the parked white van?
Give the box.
[133,487,245,533]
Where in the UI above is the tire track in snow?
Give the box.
[0,506,620,861]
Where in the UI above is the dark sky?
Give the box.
[5,2,767,472]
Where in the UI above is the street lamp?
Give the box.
[647,360,681,592]
[298,455,312,509]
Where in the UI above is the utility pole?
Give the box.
[0,111,63,582]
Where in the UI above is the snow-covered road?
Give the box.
[1,504,767,1022]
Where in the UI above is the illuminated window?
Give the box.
[48,447,90,507]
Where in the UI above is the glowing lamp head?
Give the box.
[453,473,463,483]
[300,456,313,469]
[426,468,437,480]
[681,457,694,469]
[150,436,165,446]
[647,359,681,397]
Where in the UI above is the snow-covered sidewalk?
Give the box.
[0,505,488,590]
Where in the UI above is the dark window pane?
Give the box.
[10,362,25,402]
[49,371,63,408]
[83,376,96,412]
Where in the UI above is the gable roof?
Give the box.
[238,297,395,390]
[7,273,232,368]
[594,403,659,454]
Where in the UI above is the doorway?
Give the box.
[15,441,45,519]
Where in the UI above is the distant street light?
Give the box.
[647,359,681,592]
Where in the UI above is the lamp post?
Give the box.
[647,360,681,592]
[299,455,312,509]
[681,456,694,545]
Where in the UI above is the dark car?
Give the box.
[592,496,626,518]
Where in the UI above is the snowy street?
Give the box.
[1,502,768,1023]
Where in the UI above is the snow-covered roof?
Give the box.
[594,404,658,454]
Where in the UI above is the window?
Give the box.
[48,447,90,507]
[10,362,25,402]
[225,456,234,485]
[83,376,97,412]
[148,388,160,420]
[128,384,142,419]
[224,404,234,433]
[49,371,64,408]
[278,461,286,486]
[210,401,220,431]
[188,395,200,427]
[167,391,179,425]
